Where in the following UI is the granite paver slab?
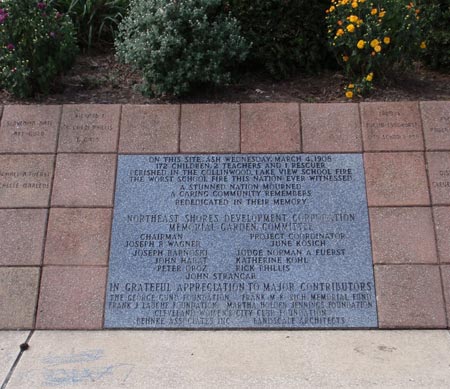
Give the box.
[0,267,40,329]
[7,331,450,388]
[0,331,30,385]
[58,105,120,152]
[180,104,240,152]
[106,153,377,329]
[0,105,60,153]
[375,265,446,328]
[36,266,107,329]
[361,102,423,151]
[364,152,430,206]
[421,101,450,150]
[0,209,47,266]
[0,154,54,208]
[241,103,300,152]
[369,207,437,264]
[44,208,112,266]
[301,103,362,152]
[433,207,450,263]
[441,265,450,326]
[51,154,116,207]
[119,105,179,153]
[427,152,450,205]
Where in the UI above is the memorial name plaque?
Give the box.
[105,154,378,328]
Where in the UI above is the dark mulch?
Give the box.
[1,52,449,105]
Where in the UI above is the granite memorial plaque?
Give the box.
[105,154,378,328]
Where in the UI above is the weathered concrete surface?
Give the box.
[0,331,30,385]
[6,331,450,388]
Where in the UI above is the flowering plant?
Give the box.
[0,0,78,97]
[326,0,425,98]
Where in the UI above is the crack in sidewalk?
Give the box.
[1,331,34,389]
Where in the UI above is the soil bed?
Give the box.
[1,52,449,105]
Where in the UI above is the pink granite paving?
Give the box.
[119,105,179,153]
[369,207,438,264]
[426,152,450,205]
[421,101,450,151]
[0,102,448,330]
[364,152,430,206]
[0,267,40,329]
[44,208,112,266]
[36,266,107,329]
[0,154,54,208]
[433,207,450,263]
[375,265,447,328]
[58,104,121,152]
[361,102,423,151]
[180,104,240,153]
[241,103,300,153]
[51,153,116,207]
[0,209,47,266]
[0,105,61,153]
[301,103,362,152]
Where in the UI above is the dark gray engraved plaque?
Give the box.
[105,154,378,328]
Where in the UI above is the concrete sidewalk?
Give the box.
[2,330,450,388]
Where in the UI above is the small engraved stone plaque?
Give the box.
[105,154,378,328]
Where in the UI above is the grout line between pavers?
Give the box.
[363,153,380,328]
[419,102,449,328]
[32,107,63,329]
[101,105,123,329]
[0,330,34,389]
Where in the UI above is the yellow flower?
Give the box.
[329,6,336,12]
[379,10,386,18]
[371,8,377,15]
[370,39,380,48]
[348,84,355,89]
[343,55,349,62]
[351,2,358,8]
[346,24,355,33]
[420,41,427,49]
[336,28,344,37]
[366,72,374,82]
[383,37,391,44]
[346,91,354,99]
[348,15,358,23]
[374,45,382,52]
[357,40,366,49]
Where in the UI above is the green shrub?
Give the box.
[0,0,78,98]
[52,0,129,50]
[115,0,249,97]
[225,0,332,78]
[326,0,425,98]
[419,0,450,70]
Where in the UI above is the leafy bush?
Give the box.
[52,0,129,50]
[0,0,78,97]
[419,0,450,70]
[225,0,332,78]
[326,0,425,98]
[115,0,249,97]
